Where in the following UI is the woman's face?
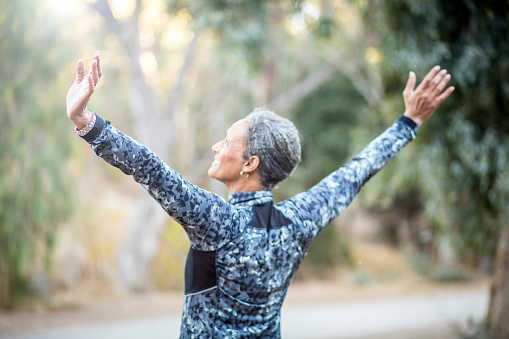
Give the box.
[208,119,249,184]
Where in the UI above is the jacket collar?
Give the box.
[228,190,273,206]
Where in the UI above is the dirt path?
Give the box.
[282,288,487,338]
[0,279,489,338]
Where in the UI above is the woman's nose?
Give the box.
[212,140,221,153]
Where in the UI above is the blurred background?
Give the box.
[1,0,508,338]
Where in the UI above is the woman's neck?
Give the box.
[225,173,265,195]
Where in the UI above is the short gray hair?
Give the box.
[244,108,301,190]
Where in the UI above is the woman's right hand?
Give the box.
[66,51,102,129]
[403,66,454,126]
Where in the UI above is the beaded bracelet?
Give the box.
[75,111,97,137]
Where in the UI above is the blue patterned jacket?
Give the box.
[81,115,418,338]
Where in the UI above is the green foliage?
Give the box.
[458,318,489,339]
[167,0,333,72]
[352,270,376,286]
[293,224,354,281]
[406,250,472,282]
[279,72,366,196]
[359,0,509,260]
[0,0,75,307]
[305,226,354,270]
[168,0,273,71]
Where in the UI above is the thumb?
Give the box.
[76,59,85,83]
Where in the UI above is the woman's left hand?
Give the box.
[403,66,454,126]
[66,51,102,129]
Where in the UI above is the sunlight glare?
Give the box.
[160,12,194,49]
[140,51,158,76]
[365,47,383,65]
[286,1,321,35]
[140,26,155,48]
[302,2,320,22]
[43,0,83,19]
[109,0,136,20]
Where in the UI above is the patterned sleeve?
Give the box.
[283,116,418,239]
[82,115,233,251]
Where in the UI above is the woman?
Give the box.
[66,51,453,338]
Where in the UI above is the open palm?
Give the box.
[66,51,102,129]
[402,66,454,126]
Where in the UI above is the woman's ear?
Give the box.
[243,155,260,173]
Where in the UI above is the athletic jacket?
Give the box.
[80,114,418,338]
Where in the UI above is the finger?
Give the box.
[86,57,95,77]
[433,73,451,96]
[403,71,416,95]
[91,59,99,86]
[76,59,85,83]
[95,51,102,78]
[429,69,448,91]
[75,74,94,109]
[436,86,455,105]
[416,65,441,91]
[86,74,95,95]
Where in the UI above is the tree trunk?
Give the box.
[437,234,457,269]
[486,226,509,338]
[267,49,382,114]
[397,219,414,252]
[117,193,169,291]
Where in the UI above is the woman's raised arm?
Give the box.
[66,53,235,252]
[283,66,454,237]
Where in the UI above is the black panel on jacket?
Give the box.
[184,247,217,294]
[248,201,292,229]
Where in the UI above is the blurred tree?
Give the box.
[359,0,509,336]
[173,0,381,113]
[0,0,74,307]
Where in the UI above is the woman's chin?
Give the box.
[207,168,216,179]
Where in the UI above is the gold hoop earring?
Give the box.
[240,170,249,179]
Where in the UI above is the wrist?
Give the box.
[403,111,422,126]
[72,107,94,130]
[75,110,97,137]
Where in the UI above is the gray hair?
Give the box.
[244,108,301,190]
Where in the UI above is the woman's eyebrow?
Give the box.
[225,129,232,141]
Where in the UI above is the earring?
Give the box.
[240,170,249,178]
